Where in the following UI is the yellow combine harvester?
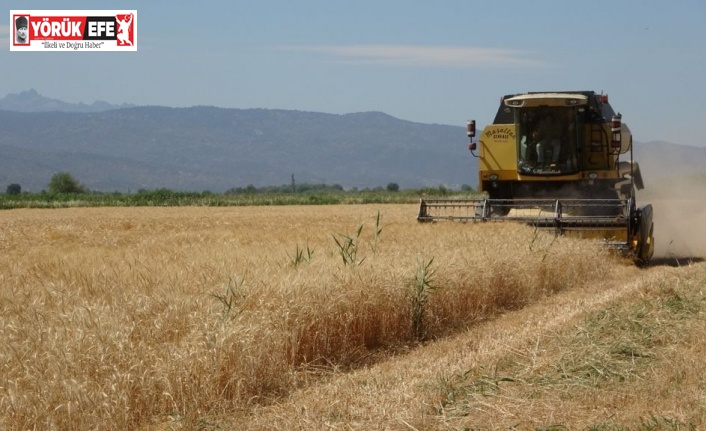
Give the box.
[418,91,654,265]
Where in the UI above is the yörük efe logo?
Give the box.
[10,10,137,51]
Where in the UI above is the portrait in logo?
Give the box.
[15,15,29,44]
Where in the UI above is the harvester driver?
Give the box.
[536,114,562,168]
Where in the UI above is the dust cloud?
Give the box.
[638,174,706,260]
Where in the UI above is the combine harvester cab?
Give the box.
[419,91,654,265]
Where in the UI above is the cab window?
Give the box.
[516,107,579,175]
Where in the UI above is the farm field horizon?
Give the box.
[1,204,704,430]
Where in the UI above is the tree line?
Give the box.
[2,171,477,209]
[6,172,474,196]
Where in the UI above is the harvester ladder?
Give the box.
[588,123,611,170]
[589,123,604,152]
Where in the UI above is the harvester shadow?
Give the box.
[647,256,704,268]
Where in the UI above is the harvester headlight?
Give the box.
[489,174,499,181]
[588,172,598,180]
[466,120,476,138]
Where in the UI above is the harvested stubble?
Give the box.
[0,205,611,430]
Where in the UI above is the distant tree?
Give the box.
[461,184,475,192]
[386,182,400,192]
[6,183,21,195]
[48,172,87,194]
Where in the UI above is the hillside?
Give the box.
[638,140,706,183]
[0,106,473,193]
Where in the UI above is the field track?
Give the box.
[235,256,706,429]
[1,204,704,430]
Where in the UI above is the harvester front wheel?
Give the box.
[636,204,655,266]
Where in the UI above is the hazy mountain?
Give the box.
[0,89,136,113]
[637,140,706,179]
[0,104,476,193]
[1,91,702,194]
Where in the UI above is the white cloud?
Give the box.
[277,44,547,68]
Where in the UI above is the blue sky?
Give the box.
[2,1,705,147]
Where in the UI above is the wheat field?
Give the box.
[1,204,691,430]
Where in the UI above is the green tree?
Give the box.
[386,182,400,192]
[6,183,21,195]
[48,172,87,194]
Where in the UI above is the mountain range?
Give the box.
[0,89,136,113]
[0,90,703,193]
[0,91,474,192]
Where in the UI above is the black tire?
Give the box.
[635,204,654,266]
[636,221,654,266]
